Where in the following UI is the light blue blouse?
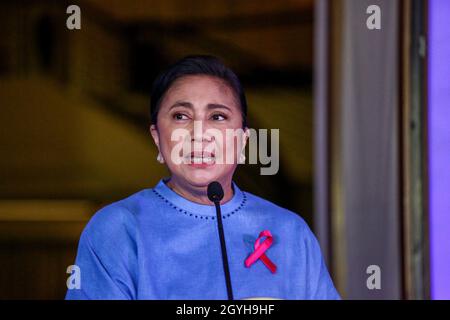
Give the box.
[65,178,340,300]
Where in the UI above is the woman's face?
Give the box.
[150,75,248,188]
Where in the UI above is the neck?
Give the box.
[165,177,234,205]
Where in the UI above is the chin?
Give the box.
[185,173,218,187]
[182,168,224,187]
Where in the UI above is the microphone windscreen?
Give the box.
[207,181,224,203]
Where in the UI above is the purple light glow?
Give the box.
[429,0,450,300]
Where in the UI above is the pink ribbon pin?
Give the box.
[244,230,277,273]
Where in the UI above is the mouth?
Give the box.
[184,151,216,165]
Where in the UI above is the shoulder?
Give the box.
[71,191,145,299]
[243,190,313,237]
[242,190,326,265]
[80,189,149,248]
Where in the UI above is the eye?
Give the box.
[173,113,189,121]
[211,113,227,121]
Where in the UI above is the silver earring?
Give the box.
[156,152,165,164]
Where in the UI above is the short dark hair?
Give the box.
[150,55,248,128]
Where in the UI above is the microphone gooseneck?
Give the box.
[207,181,234,300]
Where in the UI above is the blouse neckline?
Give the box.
[152,177,247,219]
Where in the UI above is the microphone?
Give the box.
[207,181,234,300]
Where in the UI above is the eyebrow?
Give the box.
[169,101,232,112]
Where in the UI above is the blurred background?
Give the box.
[0,0,448,300]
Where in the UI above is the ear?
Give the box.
[149,124,160,149]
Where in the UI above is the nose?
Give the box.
[190,120,214,143]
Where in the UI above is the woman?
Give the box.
[65,55,340,300]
